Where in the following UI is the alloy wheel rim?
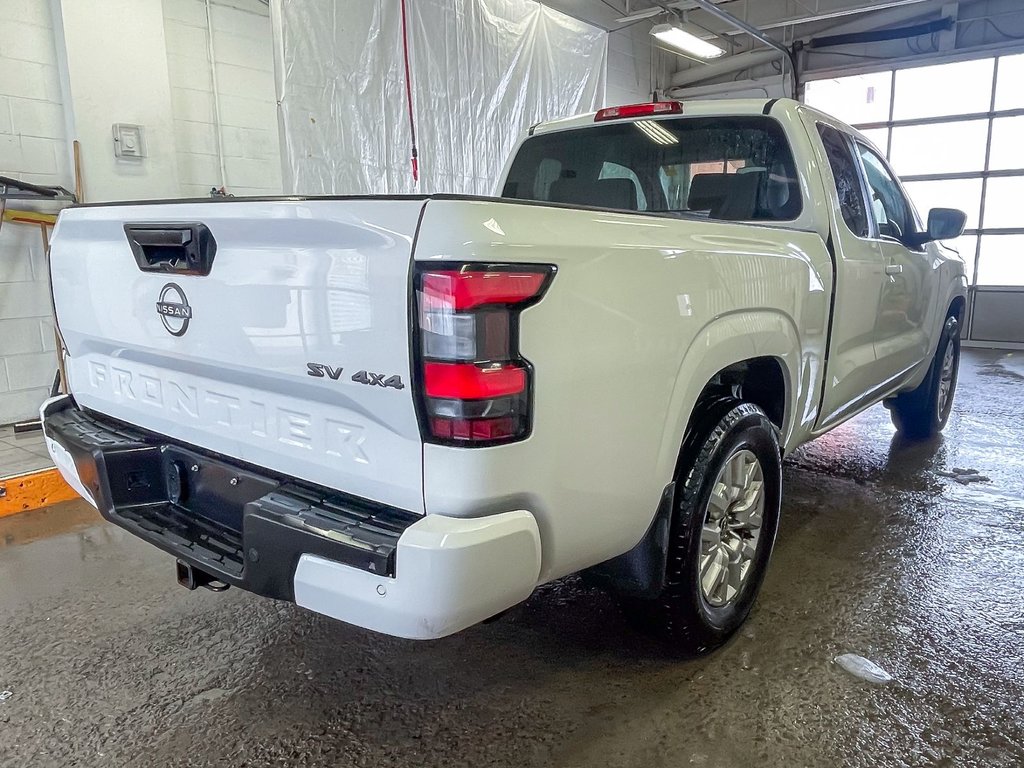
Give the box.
[699,448,765,608]
[937,339,956,419]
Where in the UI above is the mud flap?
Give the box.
[581,482,675,598]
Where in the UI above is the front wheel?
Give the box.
[624,400,782,655]
[887,315,960,440]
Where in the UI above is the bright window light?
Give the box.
[650,23,725,59]
[635,120,679,145]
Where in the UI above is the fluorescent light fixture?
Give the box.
[650,23,725,59]
[635,120,679,146]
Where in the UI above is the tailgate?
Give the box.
[50,198,427,513]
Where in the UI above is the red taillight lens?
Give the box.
[424,363,526,400]
[594,101,682,122]
[429,416,517,441]
[415,264,554,446]
[422,270,548,310]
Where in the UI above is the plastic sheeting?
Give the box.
[271,0,606,195]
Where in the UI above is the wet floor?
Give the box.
[2,349,1023,767]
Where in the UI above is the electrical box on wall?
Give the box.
[112,123,146,159]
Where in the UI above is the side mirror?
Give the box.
[910,207,967,246]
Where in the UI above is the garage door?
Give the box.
[805,54,1024,346]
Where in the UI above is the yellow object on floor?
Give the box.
[0,468,79,518]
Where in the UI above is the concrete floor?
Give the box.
[2,349,1023,767]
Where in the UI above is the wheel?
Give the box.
[624,400,782,655]
[887,315,960,440]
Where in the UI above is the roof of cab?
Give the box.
[529,98,800,137]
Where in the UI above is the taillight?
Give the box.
[415,263,555,446]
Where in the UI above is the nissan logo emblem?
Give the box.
[156,283,192,336]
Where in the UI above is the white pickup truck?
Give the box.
[42,98,966,653]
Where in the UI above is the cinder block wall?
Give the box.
[607,24,671,106]
[163,0,282,197]
[0,1,68,424]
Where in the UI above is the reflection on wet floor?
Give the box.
[0,501,101,550]
[0,349,1022,768]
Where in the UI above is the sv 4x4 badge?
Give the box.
[306,363,404,390]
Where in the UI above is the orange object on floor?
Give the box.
[0,468,80,518]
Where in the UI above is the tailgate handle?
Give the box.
[124,223,217,276]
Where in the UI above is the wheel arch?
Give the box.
[583,311,801,599]
[948,294,966,324]
[657,310,801,486]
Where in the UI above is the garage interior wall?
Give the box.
[0,0,66,424]
[607,23,670,105]
[163,0,282,198]
[273,0,607,196]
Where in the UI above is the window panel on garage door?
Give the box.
[892,59,994,120]
[988,116,1024,171]
[995,53,1024,110]
[979,176,1024,229]
[889,120,989,176]
[977,235,1024,286]
[902,178,983,230]
[804,72,893,125]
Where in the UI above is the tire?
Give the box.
[887,315,960,440]
[624,400,782,655]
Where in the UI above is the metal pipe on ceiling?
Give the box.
[685,0,792,61]
[684,0,796,96]
[668,48,781,86]
[801,0,946,39]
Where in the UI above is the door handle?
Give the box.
[885,264,903,276]
[124,223,217,276]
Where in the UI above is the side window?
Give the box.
[599,161,648,211]
[855,143,917,243]
[817,124,869,238]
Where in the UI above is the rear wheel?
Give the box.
[887,315,960,440]
[625,400,782,655]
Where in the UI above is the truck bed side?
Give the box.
[413,198,833,581]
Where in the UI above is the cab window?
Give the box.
[856,142,920,244]
[502,116,802,222]
[817,124,869,238]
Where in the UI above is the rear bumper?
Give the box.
[41,396,541,639]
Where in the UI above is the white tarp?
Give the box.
[271,0,606,195]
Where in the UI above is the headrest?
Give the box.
[712,171,764,221]
[687,173,732,211]
[765,161,799,219]
[549,177,638,210]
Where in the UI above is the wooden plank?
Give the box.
[0,469,80,519]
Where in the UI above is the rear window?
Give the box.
[502,116,802,222]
